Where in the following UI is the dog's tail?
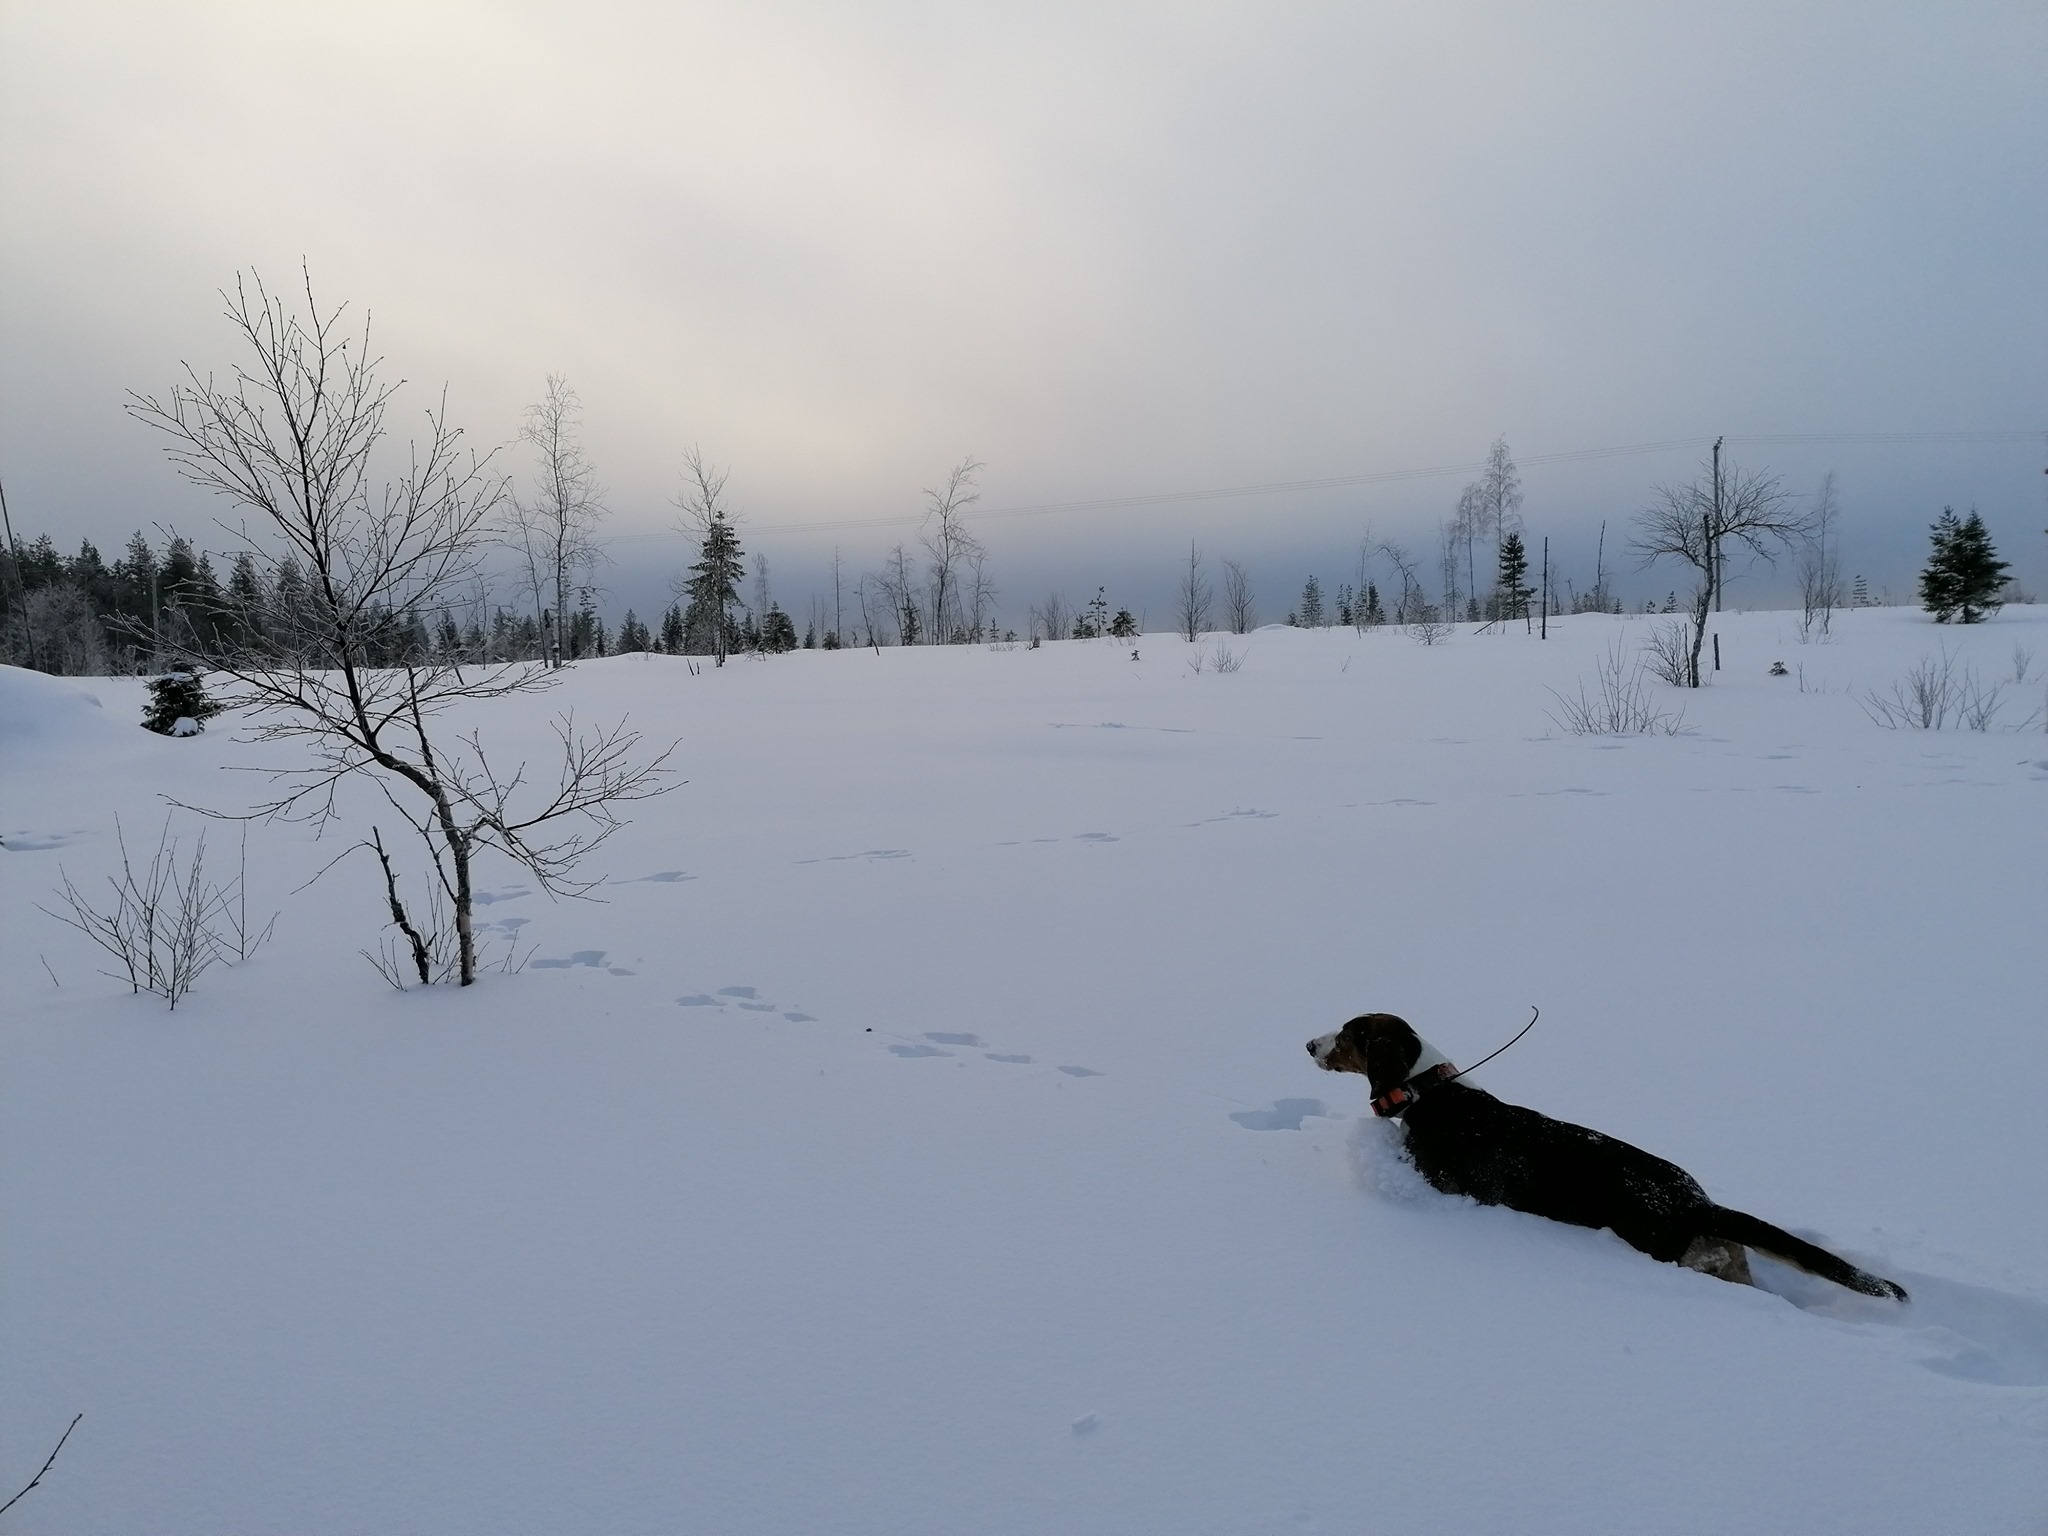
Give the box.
[1707,1206,1908,1301]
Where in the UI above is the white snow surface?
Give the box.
[4,608,2046,1533]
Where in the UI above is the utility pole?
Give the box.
[1539,535,1549,639]
[0,473,39,672]
[1711,434,1724,613]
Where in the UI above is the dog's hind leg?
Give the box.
[1706,1206,1908,1301]
[1678,1235,1754,1286]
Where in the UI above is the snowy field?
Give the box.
[4,605,2046,1534]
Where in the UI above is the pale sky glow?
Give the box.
[3,2,2043,624]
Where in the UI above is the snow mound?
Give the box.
[1347,1112,1441,1202]
[0,664,126,759]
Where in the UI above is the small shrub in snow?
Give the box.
[141,671,223,735]
[1641,620,1693,688]
[41,818,273,1009]
[1863,650,2005,731]
[1408,608,1452,646]
[1548,642,1687,736]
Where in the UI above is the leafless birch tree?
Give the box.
[1798,470,1844,640]
[1632,453,1807,686]
[920,456,985,643]
[504,374,607,668]
[126,268,672,986]
[1176,541,1211,641]
[1222,559,1256,633]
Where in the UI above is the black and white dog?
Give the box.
[1308,1012,1908,1301]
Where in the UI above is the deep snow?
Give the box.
[3,606,2046,1533]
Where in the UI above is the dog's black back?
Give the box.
[1310,1012,1907,1301]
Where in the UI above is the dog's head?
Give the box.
[1307,1013,1452,1097]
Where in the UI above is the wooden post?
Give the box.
[1540,535,1549,639]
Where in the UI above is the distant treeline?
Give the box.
[0,528,805,677]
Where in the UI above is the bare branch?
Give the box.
[0,1413,83,1520]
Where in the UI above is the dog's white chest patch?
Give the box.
[1407,1037,1454,1078]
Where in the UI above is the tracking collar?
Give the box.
[1370,1060,1460,1119]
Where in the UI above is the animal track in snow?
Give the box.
[1190,808,1278,826]
[471,886,532,905]
[986,1053,1032,1064]
[718,986,759,998]
[624,870,695,882]
[1073,832,1119,843]
[1752,1258,2048,1387]
[530,949,607,969]
[784,1012,817,1022]
[1057,1065,1104,1078]
[1230,1098,1339,1131]
[676,995,722,1007]
[925,1032,983,1046]
[1,827,92,852]
[889,1043,951,1058]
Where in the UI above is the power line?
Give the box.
[597,428,2043,543]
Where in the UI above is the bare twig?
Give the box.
[0,1412,83,1519]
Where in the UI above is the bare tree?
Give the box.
[877,543,919,645]
[1632,452,1806,687]
[1465,437,1524,618]
[1798,470,1844,641]
[504,374,607,668]
[1374,539,1427,624]
[967,548,997,641]
[1175,541,1211,641]
[126,269,672,986]
[1222,558,1256,633]
[919,456,985,644]
[830,546,846,646]
[1451,481,1484,621]
[1031,591,1071,645]
[854,572,878,648]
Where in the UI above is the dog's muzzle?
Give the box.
[1306,1033,1338,1069]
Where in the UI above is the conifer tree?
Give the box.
[685,512,745,664]
[1497,532,1534,624]
[1920,506,2008,624]
[1297,575,1325,627]
[142,670,224,734]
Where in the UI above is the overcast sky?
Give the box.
[3,1,2043,626]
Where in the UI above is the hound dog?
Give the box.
[1308,1012,1907,1300]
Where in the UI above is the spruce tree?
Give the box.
[1298,575,1325,627]
[685,513,745,665]
[1921,506,2008,623]
[142,670,224,735]
[1109,607,1138,639]
[1497,532,1534,622]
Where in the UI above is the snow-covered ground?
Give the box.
[4,606,2046,1534]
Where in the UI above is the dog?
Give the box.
[1308,1013,1908,1301]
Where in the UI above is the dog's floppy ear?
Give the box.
[1358,1014,1422,1091]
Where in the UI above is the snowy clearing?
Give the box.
[4,606,2046,1534]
